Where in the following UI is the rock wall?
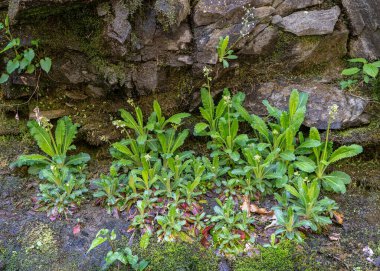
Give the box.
[0,0,379,145]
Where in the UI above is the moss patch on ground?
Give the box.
[233,241,318,271]
[134,241,219,271]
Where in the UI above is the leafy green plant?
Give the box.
[232,144,284,196]
[93,168,124,214]
[10,117,89,217]
[88,229,149,271]
[156,204,187,242]
[131,196,156,237]
[295,105,363,193]
[179,158,205,204]
[274,207,310,243]
[234,89,308,154]
[38,166,87,218]
[201,155,230,192]
[0,15,52,83]
[217,36,238,68]
[111,100,190,170]
[284,178,337,230]
[340,58,380,90]
[209,198,254,256]
[157,127,189,161]
[11,117,90,175]
[195,89,248,164]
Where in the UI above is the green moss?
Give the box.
[134,241,219,271]
[12,3,91,21]
[233,241,318,271]
[31,5,105,59]
[91,57,134,87]
[154,0,178,31]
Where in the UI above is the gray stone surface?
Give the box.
[240,26,278,55]
[274,0,324,16]
[8,0,96,21]
[132,61,158,95]
[193,0,256,27]
[107,0,131,44]
[279,6,340,36]
[244,81,369,129]
[342,0,380,60]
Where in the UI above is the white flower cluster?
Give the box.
[112,120,126,129]
[328,104,339,120]
[223,94,232,107]
[240,5,256,38]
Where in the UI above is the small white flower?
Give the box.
[144,154,152,161]
[254,154,261,162]
[328,104,339,120]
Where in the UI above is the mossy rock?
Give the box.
[233,241,318,271]
[134,241,219,271]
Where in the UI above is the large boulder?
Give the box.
[342,0,380,60]
[244,81,369,129]
[279,6,341,36]
[287,25,349,69]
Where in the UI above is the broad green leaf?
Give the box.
[6,59,20,74]
[194,122,208,134]
[165,113,191,126]
[55,117,66,152]
[153,100,162,120]
[309,127,320,141]
[348,58,367,64]
[293,156,316,173]
[223,59,229,68]
[26,64,35,74]
[328,144,363,164]
[87,236,108,253]
[0,73,9,83]
[61,116,78,154]
[10,154,50,169]
[137,134,147,145]
[372,61,380,68]
[289,89,299,117]
[263,100,281,119]
[341,67,360,76]
[65,153,90,166]
[363,63,379,78]
[0,38,19,54]
[27,120,55,157]
[284,184,300,198]
[20,57,32,71]
[280,150,295,161]
[23,48,35,63]
[297,139,322,149]
[200,88,214,112]
[171,129,189,153]
[140,232,150,249]
[322,171,351,193]
[40,57,52,73]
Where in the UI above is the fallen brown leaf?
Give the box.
[333,211,344,225]
[250,204,273,215]
[240,195,251,216]
[328,232,340,241]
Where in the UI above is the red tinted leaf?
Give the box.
[73,224,81,235]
